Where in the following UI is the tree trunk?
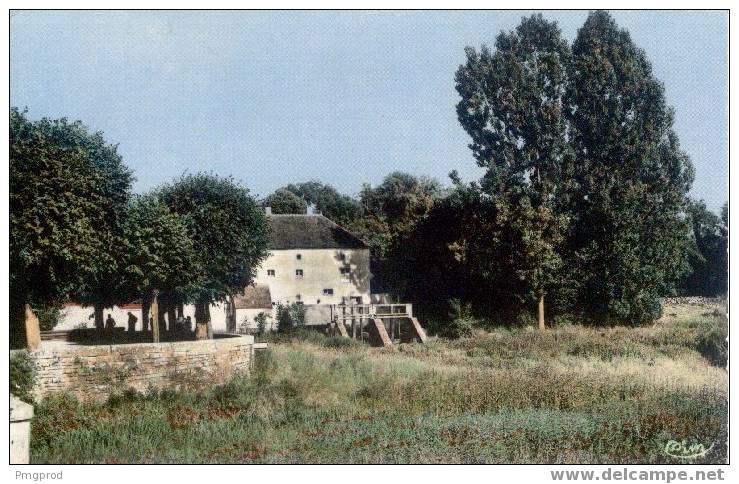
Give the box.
[194,300,211,340]
[226,295,237,333]
[538,294,546,331]
[24,304,41,350]
[177,303,184,319]
[94,303,104,331]
[141,298,150,332]
[151,293,160,343]
[157,300,167,335]
[167,305,177,332]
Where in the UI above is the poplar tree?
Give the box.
[455,14,573,328]
[566,11,694,324]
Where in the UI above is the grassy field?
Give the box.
[30,300,727,464]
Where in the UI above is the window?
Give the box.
[316,299,321,304]
[296,253,302,260]
[340,267,350,282]
[296,294,301,301]
[267,269,275,276]
[339,252,346,261]
[295,269,304,278]
[352,296,363,304]
[323,288,334,296]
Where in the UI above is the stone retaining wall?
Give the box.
[30,335,255,401]
[661,296,726,306]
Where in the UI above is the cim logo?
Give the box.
[664,439,715,460]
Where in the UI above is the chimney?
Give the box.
[265,206,272,215]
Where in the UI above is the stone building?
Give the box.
[256,213,371,306]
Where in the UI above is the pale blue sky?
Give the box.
[10,10,728,212]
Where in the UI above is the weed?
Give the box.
[10,350,36,403]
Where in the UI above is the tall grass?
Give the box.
[30,309,727,464]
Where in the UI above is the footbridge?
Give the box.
[328,303,427,347]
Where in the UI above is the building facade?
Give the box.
[255,213,371,306]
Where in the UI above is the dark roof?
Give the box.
[267,214,368,250]
[234,284,272,309]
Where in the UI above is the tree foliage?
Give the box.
[282,181,363,225]
[447,11,697,326]
[566,11,694,324]
[680,200,728,297]
[158,173,270,311]
[119,194,201,301]
[391,180,490,315]
[10,108,135,342]
[353,172,444,292]
[10,108,114,309]
[263,188,307,214]
[33,116,137,324]
[455,15,573,325]
[359,172,443,234]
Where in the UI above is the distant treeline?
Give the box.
[263,173,726,327]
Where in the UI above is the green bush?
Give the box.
[35,304,62,331]
[10,351,36,403]
[254,312,268,336]
[238,312,269,336]
[276,303,306,333]
[439,299,476,339]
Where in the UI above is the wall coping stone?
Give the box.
[30,333,254,357]
[10,394,33,422]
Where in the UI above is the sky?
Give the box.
[10,10,729,212]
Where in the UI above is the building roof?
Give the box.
[267,214,368,250]
[234,284,273,309]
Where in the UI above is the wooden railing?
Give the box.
[329,303,413,322]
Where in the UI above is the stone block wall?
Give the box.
[30,335,255,401]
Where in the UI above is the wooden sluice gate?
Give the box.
[328,303,427,347]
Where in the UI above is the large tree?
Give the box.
[9,108,116,345]
[263,188,307,214]
[119,194,201,335]
[391,176,493,318]
[455,14,573,329]
[29,116,136,330]
[354,172,444,292]
[159,173,269,338]
[566,11,694,325]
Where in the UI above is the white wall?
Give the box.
[55,305,136,331]
[54,302,231,332]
